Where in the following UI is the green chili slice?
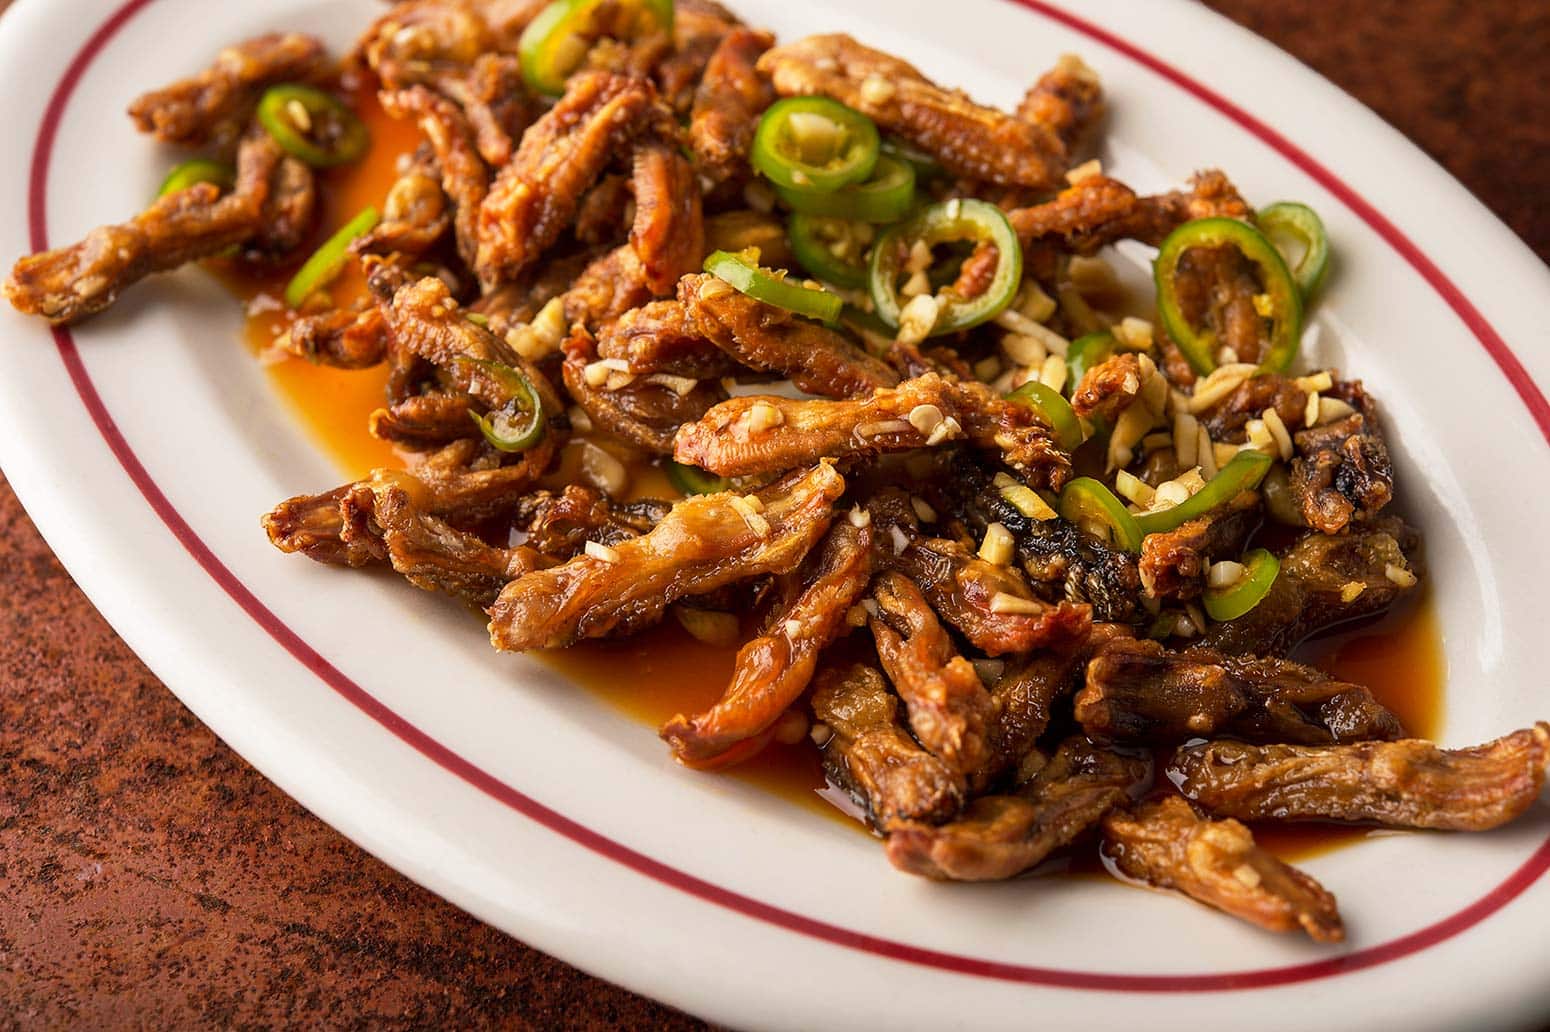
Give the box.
[1134,449,1273,537]
[1007,380,1083,452]
[459,358,546,453]
[703,249,843,326]
[1153,217,1302,375]
[775,155,915,223]
[1064,330,1116,399]
[1059,477,1143,553]
[283,206,381,309]
[751,97,880,193]
[1257,201,1329,299]
[1203,548,1280,622]
[667,461,730,496]
[157,159,235,199]
[257,84,370,168]
[868,198,1022,336]
[788,214,870,288]
[518,0,675,96]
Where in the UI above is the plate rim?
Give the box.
[5,0,1550,1016]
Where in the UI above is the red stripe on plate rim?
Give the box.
[22,0,1550,994]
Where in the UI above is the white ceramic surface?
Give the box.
[2,0,1549,1028]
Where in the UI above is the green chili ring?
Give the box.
[518,0,675,96]
[1007,380,1084,452]
[1153,217,1303,376]
[1203,548,1280,622]
[1134,449,1273,537]
[157,159,236,199]
[704,250,843,326]
[775,155,915,223]
[1059,477,1143,553]
[788,214,870,289]
[1257,201,1330,299]
[460,358,546,453]
[868,198,1022,335]
[283,206,381,309]
[257,84,370,168]
[667,461,730,496]
[1064,330,1116,399]
[751,97,880,193]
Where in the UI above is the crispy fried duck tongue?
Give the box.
[1076,638,1402,746]
[488,462,846,651]
[661,516,873,767]
[758,34,1068,189]
[689,27,775,187]
[1169,723,1550,831]
[1101,796,1344,943]
[127,32,327,146]
[812,663,965,830]
[885,735,1149,881]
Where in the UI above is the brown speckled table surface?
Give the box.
[2,1,1547,1028]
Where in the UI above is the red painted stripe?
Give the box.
[25,0,1550,995]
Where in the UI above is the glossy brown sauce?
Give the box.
[224,89,1446,863]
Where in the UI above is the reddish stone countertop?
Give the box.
[1,1,1546,1026]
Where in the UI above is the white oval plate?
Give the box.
[3,0,1550,1028]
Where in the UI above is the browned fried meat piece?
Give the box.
[360,0,494,85]
[476,72,661,286]
[370,391,481,446]
[1169,243,1268,365]
[673,373,1070,485]
[562,244,659,330]
[1102,796,1344,942]
[652,0,743,112]
[704,210,795,268]
[282,304,391,369]
[350,479,546,608]
[689,28,775,186]
[574,174,632,245]
[932,461,1146,624]
[1076,638,1401,746]
[128,32,327,146]
[1204,517,1420,657]
[488,462,845,650]
[1136,490,1260,601]
[870,573,996,775]
[679,273,897,398]
[563,327,728,454]
[812,664,964,829]
[1290,383,1393,535]
[516,485,669,557]
[4,130,283,325]
[759,34,1066,189]
[441,54,538,167]
[263,485,383,568]
[1007,170,1250,263]
[380,276,566,419]
[631,144,706,294]
[595,299,738,377]
[889,531,1092,658]
[243,145,318,263]
[1016,55,1104,151]
[353,157,450,259]
[382,85,491,273]
[1071,353,1144,422]
[1198,373,1308,443]
[886,736,1149,880]
[661,517,872,766]
[970,641,1091,792]
[1171,724,1550,831]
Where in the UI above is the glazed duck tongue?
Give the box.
[1075,637,1403,746]
[1203,515,1422,657]
[1168,723,1550,831]
[884,735,1150,881]
[660,516,873,767]
[758,33,1070,189]
[488,461,846,651]
[1101,796,1345,943]
[127,31,327,146]
[811,663,965,830]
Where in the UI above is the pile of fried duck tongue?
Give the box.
[8,1,1546,945]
